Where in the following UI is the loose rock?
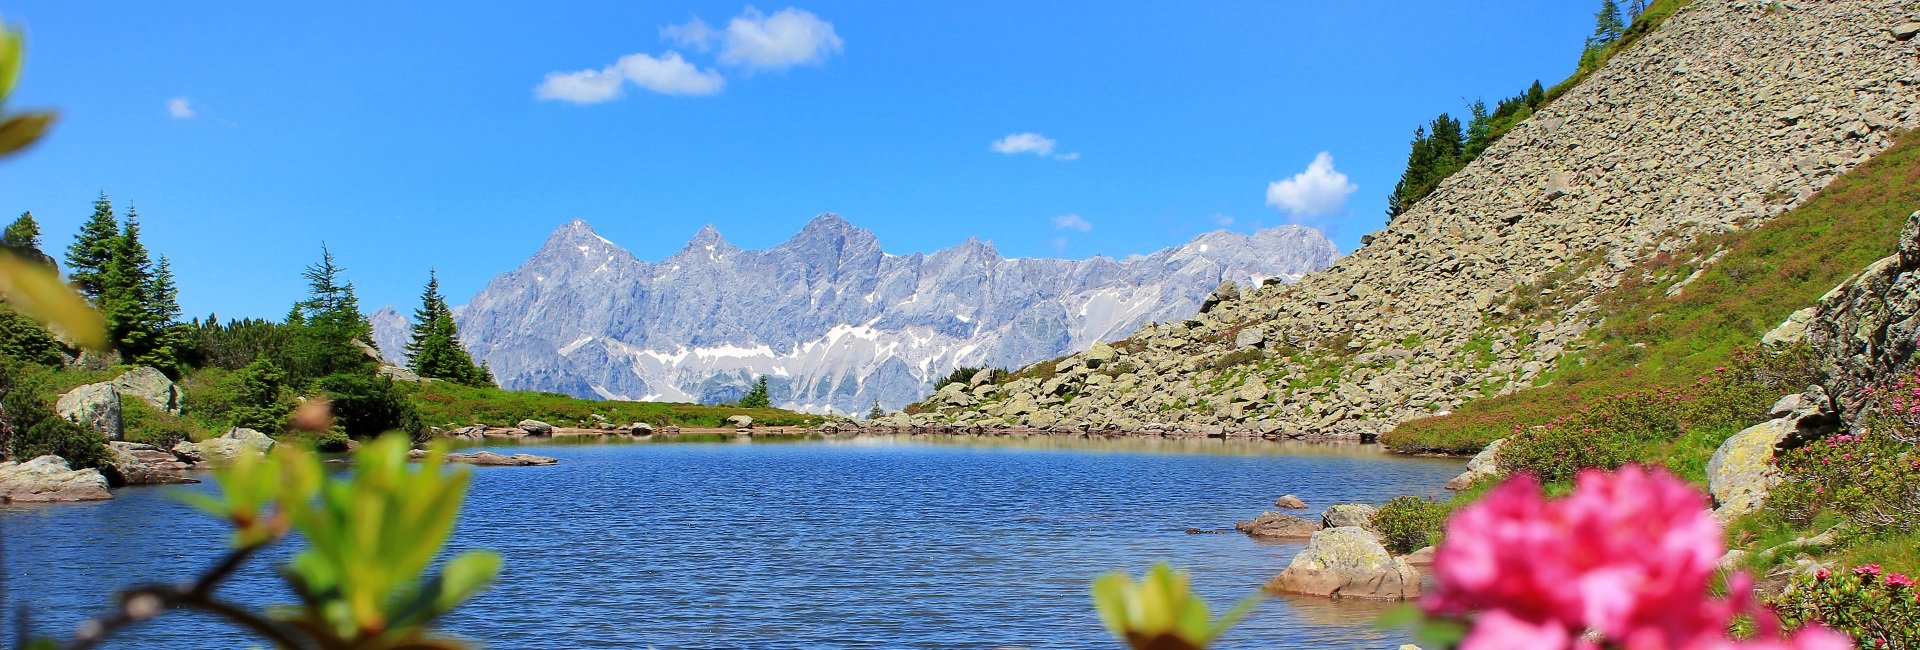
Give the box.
[1265,526,1420,600]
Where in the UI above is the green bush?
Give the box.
[17,416,107,470]
[1496,422,1638,484]
[1374,495,1448,554]
[312,373,424,440]
[119,398,193,449]
[1768,426,1920,531]
[1772,564,1920,649]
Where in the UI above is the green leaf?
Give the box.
[0,111,53,156]
[432,551,502,613]
[0,251,102,349]
[0,23,21,99]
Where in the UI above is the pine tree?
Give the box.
[1526,81,1546,109]
[405,270,491,386]
[285,244,375,381]
[867,400,884,420]
[740,375,770,408]
[139,256,187,374]
[1588,0,1626,49]
[101,207,163,364]
[1627,0,1648,21]
[65,193,119,298]
[2,211,53,268]
[1464,100,1493,159]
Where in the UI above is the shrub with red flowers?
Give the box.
[1773,563,1920,649]
[1875,367,1920,444]
[1411,465,1848,649]
[1496,388,1680,482]
[1768,429,1920,531]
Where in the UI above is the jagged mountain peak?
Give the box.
[453,214,1342,412]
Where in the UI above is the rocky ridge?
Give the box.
[913,0,1920,436]
[386,215,1337,414]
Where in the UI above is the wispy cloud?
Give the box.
[536,51,724,103]
[719,7,843,69]
[537,6,838,105]
[1265,152,1357,220]
[1052,214,1092,232]
[1211,213,1235,228]
[660,17,716,52]
[167,97,195,119]
[991,132,1078,160]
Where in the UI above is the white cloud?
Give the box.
[991,132,1078,160]
[719,7,843,69]
[1051,237,1069,255]
[1265,152,1357,219]
[535,67,627,104]
[1052,214,1092,232]
[166,97,195,119]
[661,17,715,52]
[1212,213,1235,228]
[536,51,723,103]
[616,52,726,95]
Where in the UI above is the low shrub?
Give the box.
[1208,348,1263,371]
[1772,564,1920,649]
[312,373,425,440]
[16,417,108,470]
[1374,495,1447,554]
[119,399,194,449]
[1768,428,1920,531]
[1496,422,1638,484]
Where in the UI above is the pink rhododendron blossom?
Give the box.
[1885,572,1914,589]
[1853,565,1881,579]
[1426,465,1852,649]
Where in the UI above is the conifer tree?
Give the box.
[2,211,53,268]
[286,244,375,380]
[740,375,771,408]
[65,193,119,298]
[1464,100,1493,159]
[1526,81,1546,109]
[405,270,491,386]
[1588,0,1625,49]
[101,207,163,364]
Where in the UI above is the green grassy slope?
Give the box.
[1385,129,1920,454]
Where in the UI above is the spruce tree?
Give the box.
[140,256,187,374]
[405,270,490,386]
[1526,81,1546,109]
[286,244,375,381]
[101,208,163,363]
[1588,0,1625,49]
[2,211,53,268]
[65,193,119,298]
[1464,100,1493,159]
[740,375,770,408]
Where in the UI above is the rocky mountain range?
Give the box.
[370,215,1338,412]
[907,0,1920,435]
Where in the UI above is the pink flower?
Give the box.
[1885,572,1914,589]
[1814,568,1831,580]
[1427,466,1851,650]
[1853,564,1881,579]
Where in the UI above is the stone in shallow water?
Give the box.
[0,456,112,503]
[1266,526,1420,600]
[1235,511,1320,540]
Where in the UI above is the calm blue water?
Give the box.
[0,436,1462,649]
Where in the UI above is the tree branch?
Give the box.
[60,543,302,650]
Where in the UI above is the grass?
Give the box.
[1384,128,1920,455]
[408,381,825,429]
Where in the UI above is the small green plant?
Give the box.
[1772,564,1920,649]
[1768,428,1920,531]
[1374,496,1448,554]
[44,435,499,649]
[1091,563,1260,650]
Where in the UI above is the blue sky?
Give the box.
[1,2,1596,320]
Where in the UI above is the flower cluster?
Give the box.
[1425,465,1850,649]
[1776,561,1920,649]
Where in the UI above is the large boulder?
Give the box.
[1265,526,1420,600]
[56,382,123,441]
[1320,503,1379,529]
[111,367,184,415]
[1235,511,1320,540]
[1445,438,1507,490]
[1273,494,1308,510]
[103,442,199,486]
[727,415,754,429]
[1706,386,1840,518]
[173,427,275,466]
[0,456,112,502]
[517,419,554,436]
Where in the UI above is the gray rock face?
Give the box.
[0,456,112,503]
[915,0,1920,434]
[112,367,183,415]
[1809,210,1920,425]
[1266,526,1420,600]
[55,382,122,441]
[1235,511,1320,540]
[1320,503,1379,529]
[433,215,1336,414]
[1707,385,1841,517]
[1445,438,1507,490]
[172,428,275,466]
[104,442,198,486]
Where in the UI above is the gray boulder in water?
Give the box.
[1266,526,1420,600]
[0,456,112,503]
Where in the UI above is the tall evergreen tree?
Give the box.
[101,208,162,364]
[285,244,376,381]
[2,211,53,268]
[1464,100,1493,159]
[405,270,491,386]
[740,375,770,408]
[65,193,119,298]
[1588,0,1626,49]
